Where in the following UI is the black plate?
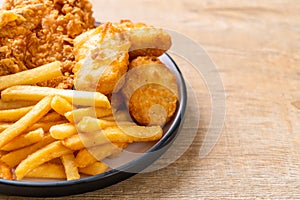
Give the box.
[0,53,187,197]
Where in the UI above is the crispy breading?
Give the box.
[0,37,28,75]
[0,0,95,88]
[128,55,162,70]
[118,20,172,59]
[0,4,44,38]
[128,84,178,126]
[0,4,45,76]
[73,22,130,95]
[73,20,172,95]
[122,56,178,126]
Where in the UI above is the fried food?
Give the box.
[50,95,74,116]
[75,143,127,168]
[0,106,33,122]
[64,107,112,123]
[117,20,172,59]
[0,96,52,149]
[0,61,62,91]
[25,163,66,179]
[1,85,110,108]
[60,153,80,181]
[1,128,44,151]
[15,141,72,180]
[73,20,172,95]
[49,123,77,140]
[0,0,176,181]
[0,99,35,110]
[122,56,178,126]
[0,160,13,180]
[0,91,166,180]
[73,22,131,95]
[78,161,108,176]
[0,0,95,88]
[0,4,44,38]
[0,135,55,168]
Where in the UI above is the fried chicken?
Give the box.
[0,0,95,88]
[73,22,131,95]
[117,20,172,59]
[0,4,45,76]
[73,20,172,95]
[122,56,178,126]
[0,4,44,38]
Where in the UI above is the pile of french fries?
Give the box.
[0,61,163,181]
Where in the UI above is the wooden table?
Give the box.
[2,0,300,199]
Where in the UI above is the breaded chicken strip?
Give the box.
[73,22,131,95]
[122,56,178,126]
[118,20,172,59]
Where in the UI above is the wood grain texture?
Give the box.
[1,0,300,199]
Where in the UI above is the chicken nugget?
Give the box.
[122,56,178,126]
[128,55,162,70]
[73,22,131,95]
[118,20,172,59]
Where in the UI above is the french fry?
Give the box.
[64,107,112,123]
[75,143,126,168]
[50,123,77,140]
[28,120,68,132]
[77,116,136,132]
[31,122,161,154]
[0,123,10,132]
[15,141,72,180]
[80,128,133,148]
[79,162,109,176]
[62,129,133,151]
[77,116,119,132]
[0,61,62,91]
[25,163,66,179]
[0,106,33,122]
[0,121,66,133]
[62,126,142,151]
[74,148,97,168]
[1,85,110,108]
[0,99,36,110]
[98,126,162,143]
[60,153,80,180]
[103,110,132,122]
[51,96,74,116]
[95,108,113,118]
[1,128,44,151]
[0,160,13,180]
[118,125,163,140]
[0,95,53,149]
[0,135,55,168]
[62,134,85,151]
[39,112,64,122]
